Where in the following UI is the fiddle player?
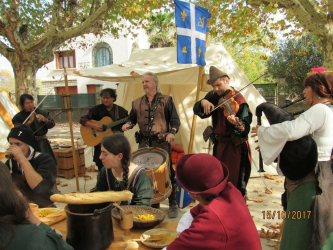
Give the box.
[193,66,252,198]
[80,88,128,175]
[122,72,181,218]
[12,94,57,165]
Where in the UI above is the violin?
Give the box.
[218,89,245,131]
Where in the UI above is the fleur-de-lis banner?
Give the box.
[175,0,211,66]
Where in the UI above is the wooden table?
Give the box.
[52,218,178,249]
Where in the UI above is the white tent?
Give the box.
[0,90,19,159]
[75,43,276,176]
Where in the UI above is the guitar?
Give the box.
[80,116,128,146]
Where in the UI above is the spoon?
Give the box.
[113,202,125,212]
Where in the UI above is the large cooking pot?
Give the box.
[65,202,114,250]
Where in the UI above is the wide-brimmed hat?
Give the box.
[207,66,230,85]
[7,124,39,151]
[176,154,229,195]
[279,135,318,181]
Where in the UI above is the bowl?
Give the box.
[140,228,178,248]
[112,205,165,229]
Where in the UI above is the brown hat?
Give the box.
[207,66,229,85]
[176,154,229,195]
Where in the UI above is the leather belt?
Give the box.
[214,135,232,142]
[35,135,47,141]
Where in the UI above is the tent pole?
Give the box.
[63,68,80,191]
[187,9,211,154]
[188,66,204,154]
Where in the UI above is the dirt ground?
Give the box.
[48,123,285,250]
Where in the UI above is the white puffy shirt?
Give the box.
[258,103,333,164]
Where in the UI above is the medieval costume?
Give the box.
[193,90,252,196]
[2,223,74,250]
[95,165,153,206]
[80,103,128,170]
[13,107,57,165]
[164,154,262,250]
[256,103,333,250]
[127,93,180,212]
[6,125,57,208]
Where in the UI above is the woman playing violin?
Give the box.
[193,66,252,198]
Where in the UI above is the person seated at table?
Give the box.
[5,124,57,208]
[94,132,153,206]
[163,154,262,250]
[0,162,73,250]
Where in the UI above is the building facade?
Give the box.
[37,24,150,95]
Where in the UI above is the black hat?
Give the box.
[256,102,318,180]
[279,135,318,181]
[207,66,230,85]
[7,124,39,151]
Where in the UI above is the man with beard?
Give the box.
[122,72,180,218]
[193,66,252,198]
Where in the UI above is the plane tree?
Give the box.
[0,0,170,99]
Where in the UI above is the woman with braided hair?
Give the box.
[93,132,153,206]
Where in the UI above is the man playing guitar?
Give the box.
[80,88,128,174]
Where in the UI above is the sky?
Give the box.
[0,55,14,75]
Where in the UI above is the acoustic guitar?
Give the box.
[80,116,128,146]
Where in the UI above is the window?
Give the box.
[55,50,76,69]
[93,42,113,67]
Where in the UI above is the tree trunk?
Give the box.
[321,36,333,70]
[12,60,38,105]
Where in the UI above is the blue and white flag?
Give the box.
[175,0,211,66]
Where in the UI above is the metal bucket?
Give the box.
[65,202,114,250]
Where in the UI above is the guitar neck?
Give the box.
[106,117,128,129]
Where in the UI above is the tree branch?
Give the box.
[26,0,115,53]
[297,0,326,22]
[328,0,333,21]
[248,0,322,34]
[0,39,14,61]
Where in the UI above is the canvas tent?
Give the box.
[75,43,277,176]
[0,90,19,159]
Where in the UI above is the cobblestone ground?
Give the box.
[48,123,284,250]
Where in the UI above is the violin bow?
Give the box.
[210,72,268,113]
[23,76,64,124]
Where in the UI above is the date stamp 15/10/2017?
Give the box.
[262,210,311,220]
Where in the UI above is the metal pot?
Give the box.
[65,202,114,250]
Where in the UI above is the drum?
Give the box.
[132,147,172,204]
[176,178,193,208]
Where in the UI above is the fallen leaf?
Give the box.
[248,198,264,203]
[144,62,148,65]
[60,183,68,187]
[264,174,277,180]
[259,194,265,197]
[130,71,139,76]
[118,64,124,67]
[265,188,273,194]
[276,180,283,184]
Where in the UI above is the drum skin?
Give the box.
[132,147,172,204]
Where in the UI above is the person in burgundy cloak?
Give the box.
[163,153,261,250]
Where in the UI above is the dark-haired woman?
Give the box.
[251,72,333,250]
[94,133,153,206]
[12,93,57,165]
[0,162,73,250]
